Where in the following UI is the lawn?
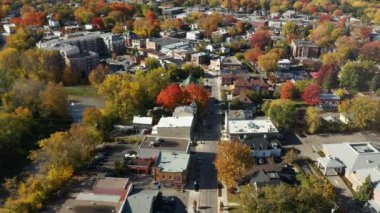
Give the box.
[64,85,98,97]
[227,192,242,213]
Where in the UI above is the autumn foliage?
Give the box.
[301,83,321,106]
[280,80,295,100]
[359,41,380,62]
[214,140,253,187]
[156,84,185,110]
[250,30,271,50]
[156,83,209,112]
[244,47,263,63]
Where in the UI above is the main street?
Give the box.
[187,70,223,213]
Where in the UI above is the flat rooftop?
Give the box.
[156,116,193,128]
[140,136,190,152]
[350,143,379,154]
[59,199,122,213]
[156,151,190,173]
[228,119,279,135]
[94,177,129,190]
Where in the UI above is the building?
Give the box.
[126,158,154,174]
[131,39,146,49]
[132,116,153,133]
[224,118,279,140]
[209,57,242,71]
[250,170,281,189]
[227,110,253,120]
[153,151,190,189]
[161,41,192,57]
[173,105,196,117]
[319,93,340,111]
[241,136,282,157]
[60,177,133,213]
[186,31,202,40]
[290,40,320,59]
[146,37,183,51]
[221,69,251,86]
[138,136,190,158]
[123,190,160,213]
[152,116,194,139]
[191,52,209,65]
[278,59,291,70]
[162,7,185,16]
[320,142,380,212]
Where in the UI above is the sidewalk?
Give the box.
[217,184,229,213]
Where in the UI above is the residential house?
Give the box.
[122,190,160,213]
[250,170,282,190]
[241,136,282,158]
[146,37,183,51]
[131,39,146,49]
[319,93,340,111]
[320,142,380,212]
[290,40,320,59]
[153,151,190,189]
[210,57,242,71]
[186,30,202,40]
[191,52,209,65]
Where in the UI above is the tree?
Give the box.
[267,99,298,130]
[144,57,161,71]
[39,83,69,119]
[156,84,184,110]
[282,21,300,40]
[335,36,359,60]
[321,52,345,66]
[198,13,222,38]
[309,21,335,47]
[7,28,38,51]
[88,64,112,87]
[184,83,209,112]
[214,140,253,187]
[160,18,182,31]
[244,47,263,64]
[82,107,103,127]
[339,60,377,92]
[284,148,299,164]
[258,52,278,74]
[353,176,373,206]
[315,64,338,90]
[340,97,380,129]
[280,80,295,100]
[359,41,380,62]
[301,84,321,106]
[74,7,95,23]
[294,80,312,98]
[145,10,157,23]
[250,30,271,50]
[112,22,125,34]
[306,107,321,134]
[133,18,160,38]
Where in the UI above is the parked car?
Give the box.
[194,181,200,192]
[140,128,152,135]
[125,151,138,159]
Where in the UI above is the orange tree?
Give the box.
[214,140,253,187]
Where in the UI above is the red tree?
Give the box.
[280,80,295,100]
[315,64,338,89]
[92,17,104,28]
[145,10,156,23]
[250,30,271,50]
[301,84,321,106]
[359,41,380,62]
[184,83,209,112]
[156,84,184,110]
[319,14,332,23]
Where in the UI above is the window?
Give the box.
[162,175,165,180]
[169,176,172,180]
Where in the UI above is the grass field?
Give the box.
[64,85,98,97]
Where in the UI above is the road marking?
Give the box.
[335,180,340,186]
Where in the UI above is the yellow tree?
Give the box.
[214,140,253,187]
[306,107,321,134]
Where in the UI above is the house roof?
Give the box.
[320,93,340,101]
[155,151,190,173]
[250,79,269,87]
[234,79,252,87]
[228,118,278,135]
[250,170,281,185]
[323,142,380,172]
[173,105,195,117]
[122,190,159,213]
[235,93,253,104]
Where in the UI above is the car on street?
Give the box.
[194,181,200,191]
[125,151,138,159]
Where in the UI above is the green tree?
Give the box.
[268,99,298,130]
[282,21,300,39]
[306,107,321,134]
[341,96,380,129]
[144,57,161,71]
[339,60,377,92]
[353,176,374,206]
[283,148,299,164]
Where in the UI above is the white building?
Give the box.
[186,31,202,40]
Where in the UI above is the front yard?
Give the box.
[227,192,242,213]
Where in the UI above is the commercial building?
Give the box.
[132,116,153,133]
[290,40,320,59]
[153,151,190,189]
[152,116,194,139]
[138,136,190,158]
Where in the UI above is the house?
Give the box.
[162,7,185,16]
[3,23,16,34]
[282,10,296,19]
[133,116,153,133]
[320,142,380,212]
[227,110,253,120]
[123,190,160,213]
[319,93,340,111]
[161,41,192,57]
[131,39,146,49]
[290,40,320,59]
[173,105,196,117]
[250,170,281,190]
[146,37,183,51]
[252,19,268,29]
[278,59,291,70]
[251,79,270,93]
[59,177,133,213]
[210,57,242,71]
[186,30,202,40]
[138,136,190,158]
[241,136,282,158]
[153,151,190,189]
[191,52,209,65]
